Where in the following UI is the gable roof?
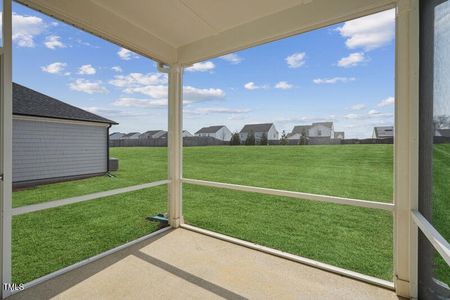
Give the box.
[141,130,165,137]
[13,82,117,125]
[436,129,450,137]
[240,123,274,133]
[122,132,140,138]
[292,125,312,135]
[196,125,226,134]
[374,126,394,138]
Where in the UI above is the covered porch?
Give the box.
[0,0,449,299]
[8,228,399,300]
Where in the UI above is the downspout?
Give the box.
[106,124,111,173]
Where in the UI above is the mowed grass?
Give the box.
[12,147,167,207]
[183,145,393,202]
[183,184,393,280]
[432,144,450,283]
[11,144,449,285]
[13,186,167,284]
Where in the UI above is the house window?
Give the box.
[317,130,322,136]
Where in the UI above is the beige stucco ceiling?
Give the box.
[17,0,396,65]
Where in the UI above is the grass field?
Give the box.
[11,144,449,285]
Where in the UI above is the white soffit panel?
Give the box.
[17,0,396,65]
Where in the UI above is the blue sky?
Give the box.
[9,2,395,138]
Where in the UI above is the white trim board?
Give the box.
[13,115,111,127]
[12,180,170,216]
[411,210,450,266]
[182,178,394,212]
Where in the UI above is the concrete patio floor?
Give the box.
[9,228,401,300]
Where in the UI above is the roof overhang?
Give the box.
[17,0,396,65]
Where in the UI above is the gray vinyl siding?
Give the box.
[13,119,108,183]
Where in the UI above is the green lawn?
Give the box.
[11,144,449,285]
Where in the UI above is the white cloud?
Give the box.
[183,86,225,103]
[275,81,293,89]
[122,85,224,104]
[69,79,108,94]
[114,97,168,108]
[244,82,268,90]
[286,52,306,68]
[368,109,379,115]
[185,107,251,115]
[78,64,96,75]
[41,62,67,74]
[344,113,360,119]
[111,66,123,73]
[351,104,367,111]
[337,9,395,51]
[186,61,215,72]
[2,13,47,47]
[219,53,243,64]
[313,77,356,84]
[44,35,65,49]
[377,96,395,107]
[337,52,366,68]
[109,72,167,88]
[117,47,139,60]
[84,107,144,117]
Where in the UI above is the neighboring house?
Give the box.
[239,123,279,141]
[157,130,192,139]
[139,130,166,139]
[435,128,450,137]
[12,83,117,187]
[195,125,232,141]
[334,131,345,139]
[291,122,335,138]
[372,126,394,139]
[183,130,193,137]
[121,132,141,139]
[109,132,125,140]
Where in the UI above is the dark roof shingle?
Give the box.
[196,125,226,134]
[13,83,117,124]
[240,123,274,133]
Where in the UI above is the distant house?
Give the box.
[12,83,117,187]
[291,122,337,138]
[240,123,279,141]
[435,128,450,137]
[109,132,125,140]
[122,132,141,139]
[139,130,166,139]
[157,130,193,139]
[195,125,232,141]
[183,130,193,137]
[372,126,394,139]
[334,132,345,139]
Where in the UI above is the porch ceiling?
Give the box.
[17,0,395,64]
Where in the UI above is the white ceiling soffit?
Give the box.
[17,0,395,65]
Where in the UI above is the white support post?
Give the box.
[394,0,419,298]
[0,0,13,297]
[167,64,183,228]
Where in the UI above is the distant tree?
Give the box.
[229,132,241,145]
[259,132,268,145]
[245,131,256,145]
[280,130,288,145]
[299,129,309,145]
